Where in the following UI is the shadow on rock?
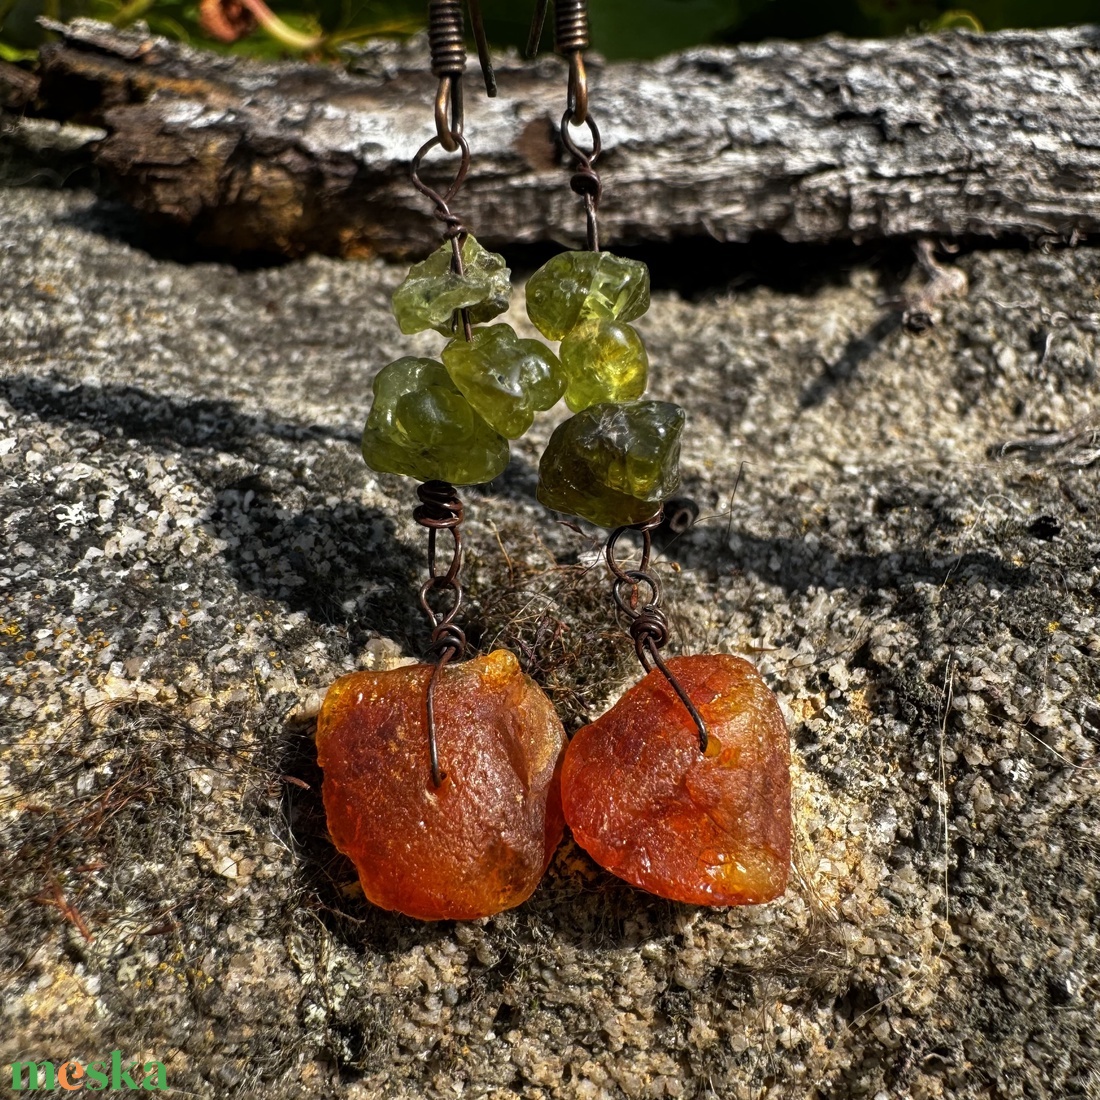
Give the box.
[207,480,419,646]
[696,528,1035,596]
[56,199,294,270]
[798,311,903,409]
[0,372,357,453]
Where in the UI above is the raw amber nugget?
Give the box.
[316,650,567,921]
[361,357,509,485]
[559,318,648,413]
[562,654,791,906]
[526,251,650,341]
[392,235,511,336]
[442,323,565,439]
[537,400,684,528]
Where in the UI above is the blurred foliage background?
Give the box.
[1,0,1097,62]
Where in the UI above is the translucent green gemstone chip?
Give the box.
[525,251,650,341]
[559,318,649,413]
[392,236,511,336]
[441,324,565,439]
[362,357,509,485]
[537,400,684,528]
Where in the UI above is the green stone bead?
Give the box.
[441,323,565,439]
[525,251,650,341]
[362,357,509,485]
[392,235,511,336]
[537,401,684,528]
[560,319,649,413]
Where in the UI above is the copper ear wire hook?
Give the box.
[526,0,589,125]
[430,0,497,152]
[605,515,710,753]
[528,1,600,249]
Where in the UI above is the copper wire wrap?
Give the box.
[561,110,601,252]
[414,481,468,786]
[429,0,497,150]
[555,0,589,124]
[429,0,465,151]
[553,0,589,52]
[410,133,474,341]
[527,1,599,247]
[605,512,710,753]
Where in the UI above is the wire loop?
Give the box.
[414,481,468,786]
[605,512,710,753]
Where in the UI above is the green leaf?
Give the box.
[0,38,36,58]
[928,9,984,30]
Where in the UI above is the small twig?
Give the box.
[31,878,94,943]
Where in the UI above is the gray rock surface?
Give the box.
[1,182,1098,1099]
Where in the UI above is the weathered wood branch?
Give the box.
[19,19,1100,257]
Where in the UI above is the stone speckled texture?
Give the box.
[317,650,566,921]
[1,183,1099,1100]
[562,655,790,906]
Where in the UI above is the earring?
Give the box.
[526,2,792,907]
[315,1,567,922]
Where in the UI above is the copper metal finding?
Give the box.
[560,110,601,251]
[526,0,600,248]
[527,0,591,119]
[429,0,465,151]
[605,512,710,753]
[428,0,497,151]
[414,480,468,786]
[410,134,475,341]
[556,0,590,123]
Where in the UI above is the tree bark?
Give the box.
[21,18,1100,258]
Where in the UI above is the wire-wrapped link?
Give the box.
[554,0,589,53]
[429,0,466,76]
[605,512,710,753]
[414,480,468,786]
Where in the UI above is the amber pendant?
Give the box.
[562,654,791,906]
[316,650,567,921]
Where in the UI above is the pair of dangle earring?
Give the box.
[316,0,791,921]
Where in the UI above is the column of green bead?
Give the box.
[526,251,650,412]
[537,401,684,528]
[362,358,509,485]
[441,324,565,439]
[392,235,511,336]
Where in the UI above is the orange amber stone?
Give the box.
[562,654,790,906]
[316,650,567,921]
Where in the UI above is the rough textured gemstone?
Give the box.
[537,400,684,527]
[562,654,791,906]
[361,357,508,485]
[441,323,565,439]
[525,251,650,340]
[559,318,649,413]
[316,650,567,921]
[392,235,511,336]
